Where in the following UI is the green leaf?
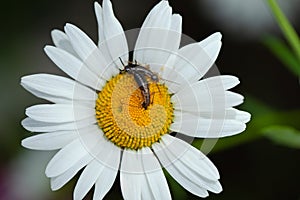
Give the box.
[262,125,300,149]
[267,0,300,65]
[263,35,300,76]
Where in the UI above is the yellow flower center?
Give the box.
[95,73,174,150]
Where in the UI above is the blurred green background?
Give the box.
[0,0,299,199]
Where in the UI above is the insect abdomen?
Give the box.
[133,73,150,109]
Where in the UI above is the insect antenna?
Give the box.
[159,77,180,85]
[119,57,125,68]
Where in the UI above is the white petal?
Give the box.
[199,40,222,69]
[102,0,128,69]
[94,2,105,45]
[134,1,178,69]
[225,91,244,107]
[21,85,70,104]
[94,2,115,72]
[21,116,96,133]
[167,33,222,87]
[197,108,251,124]
[172,78,244,112]
[175,42,216,82]
[50,154,93,191]
[170,14,182,34]
[171,111,246,138]
[93,164,119,200]
[51,29,77,56]
[199,75,240,90]
[120,148,171,200]
[93,143,120,200]
[45,126,101,177]
[74,159,104,200]
[44,45,104,90]
[160,14,182,79]
[76,125,107,163]
[153,135,222,197]
[25,104,95,123]
[171,75,239,99]
[140,148,171,200]
[21,130,78,150]
[160,135,219,179]
[176,75,239,94]
[45,138,88,177]
[231,108,251,123]
[63,23,96,62]
[139,1,170,29]
[64,23,117,80]
[74,138,121,200]
[120,150,142,200]
[159,65,188,93]
[21,74,97,103]
[92,139,120,169]
[198,32,222,49]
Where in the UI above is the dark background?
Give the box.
[0,0,299,199]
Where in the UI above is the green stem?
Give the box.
[267,0,300,63]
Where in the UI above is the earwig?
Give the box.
[119,58,159,109]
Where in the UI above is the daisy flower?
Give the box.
[21,0,250,199]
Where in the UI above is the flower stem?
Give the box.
[267,0,300,65]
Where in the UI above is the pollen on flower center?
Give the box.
[95,73,174,150]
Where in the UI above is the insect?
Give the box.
[119,58,159,109]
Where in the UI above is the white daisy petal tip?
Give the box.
[20,74,32,82]
[50,181,57,191]
[21,136,49,150]
[50,29,59,42]
[170,14,182,33]
[102,0,114,15]
[235,109,251,124]
[198,32,223,53]
[204,32,222,42]
[43,45,54,55]
[21,138,30,149]
[64,22,73,29]
[224,91,245,107]
[226,75,240,87]
[64,23,77,37]
[94,2,102,21]
[238,110,251,123]
[64,23,80,37]
[50,29,64,44]
[172,13,182,22]
[213,32,222,40]
[20,75,31,88]
[158,0,170,7]
[211,181,223,194]
[94,1,101,9]
[50,29,60,36]
[20,118,33,132]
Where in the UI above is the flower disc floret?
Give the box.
[96,73,174,150]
